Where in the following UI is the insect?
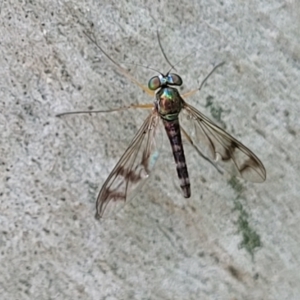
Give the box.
[57,32,266,219]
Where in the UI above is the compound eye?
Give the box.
[167,73,182,86]
[148,76,161,90]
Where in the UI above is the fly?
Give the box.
[57,31,266,219]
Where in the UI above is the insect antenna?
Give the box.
[157,30,197,75]
[156,30,176,71]
[83,31,123,72]
[167,51,197,74]
[121,62,162,74]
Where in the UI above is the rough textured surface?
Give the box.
[1,1,300,299]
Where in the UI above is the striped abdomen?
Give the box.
[163,119,191,198]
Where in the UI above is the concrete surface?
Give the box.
[1,0,300,299]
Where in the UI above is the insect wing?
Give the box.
[183,102,266,183]
[96,111,161,219]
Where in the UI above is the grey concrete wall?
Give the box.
[1,0,300,299]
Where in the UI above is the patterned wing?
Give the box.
[182,102,266,182]
[96,111,160,219]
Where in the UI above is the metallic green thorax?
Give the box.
[156,87,183,121]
